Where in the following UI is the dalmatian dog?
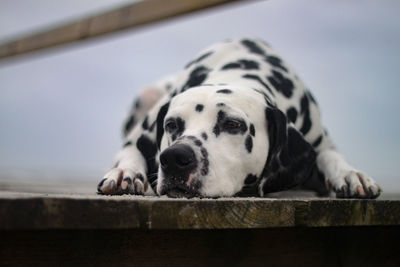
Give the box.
[97,38,382,198]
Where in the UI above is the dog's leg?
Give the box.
[98,143,153,195]
[296,90,382,198]
[316,147,382,198]
[308,120,382,198]
[98,94,171,195]
[123,76,174,137]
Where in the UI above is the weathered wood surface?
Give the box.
[1,227,399,266]
[0,192,399,230]
[1,191,399,266]
[0,0,247,60]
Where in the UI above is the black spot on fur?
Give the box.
[136,134,158,187]
[201,132,208,140]
[185,51,213,69]
[244,174,257,185]
[249,124,256,137]
[123,177,132,184]
[156,102,170,149]
[301,168,329,196]
[234,174,259,196]
[261,107,317,195]
[265,55,288,72]
[216,89,233,94]
[288,127,311,156]
[176,118,185,134]
[243,74,274,95]
[135,173,144,183]
[213,110,248,137]
[200,147,209,176]
[241,39,265,55]
[300,94,309,112]
[134,99,141,109]
[170,89,178,98]
[123,141,132,147]
[267,70,294,98]
[142,116,149,130]
[286,107,298,124]
[195,104,204,112]
[307,90,318,105]
[98,178,107,188]
[182,66,210,92]
[312,135,323,148]
[221,59,260,70]
[252,88,273,105]
[245,135,253,153]
[299,94,312,135]
[221,63,241,70]
[123,115,135,137]
[142,116,156,132]
[213,111,225,137]
[148,120,156,132]
[194,139,202,147]
[171,117,185,142]
[234,186,259,197]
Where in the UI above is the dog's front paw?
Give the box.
[329,170,382,199]
[97,168,147,195]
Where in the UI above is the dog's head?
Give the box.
[156,85,316,198]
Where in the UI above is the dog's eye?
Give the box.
[223,119,242,130]
[165,119,177,132]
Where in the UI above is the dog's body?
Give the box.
[97,38,381,198]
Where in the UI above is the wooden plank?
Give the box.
[1,227,399,266]
[0,0,248,60]
[0,192,399,230]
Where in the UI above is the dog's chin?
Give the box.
[165,187,199,198]
[158,171,202,198]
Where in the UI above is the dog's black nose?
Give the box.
[160,144,197,174]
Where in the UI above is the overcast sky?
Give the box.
[0,0,399,191]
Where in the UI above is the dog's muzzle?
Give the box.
[159,144,199,198]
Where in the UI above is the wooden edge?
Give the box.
[0,0,249,60]
[0,193,399,230]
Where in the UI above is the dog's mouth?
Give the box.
[159,172,202,198]
[165,187,199,198]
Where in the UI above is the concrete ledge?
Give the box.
[1,192,399,230]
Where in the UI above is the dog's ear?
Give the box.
[261,107,317,194]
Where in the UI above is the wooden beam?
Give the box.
[1,228,399,266]
[0,192,399,229]
[0,0,248,60]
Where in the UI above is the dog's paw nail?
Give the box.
[336,185,348,198]
[376,184,383,192]
[132,179,143,194]
[97,178,107,192]
[356,186,366,197]
[121,177,132,190]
